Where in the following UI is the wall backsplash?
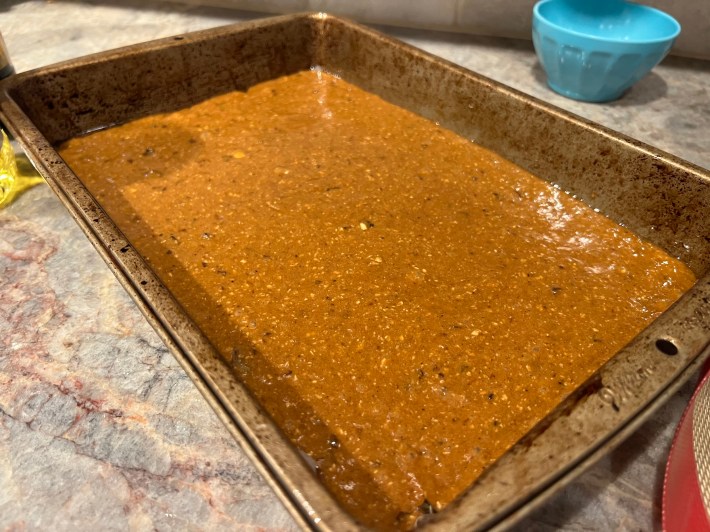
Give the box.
[176,0,709,59]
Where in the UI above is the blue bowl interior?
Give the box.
[537,0,680,43]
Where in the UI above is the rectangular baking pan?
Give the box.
[1,13,709,530]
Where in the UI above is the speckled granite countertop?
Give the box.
[1,1,708,530]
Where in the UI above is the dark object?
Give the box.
[0,33,14,80]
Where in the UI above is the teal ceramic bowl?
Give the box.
[532,0,680,102]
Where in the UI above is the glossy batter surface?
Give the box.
[59,71,696,529]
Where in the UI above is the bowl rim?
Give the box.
[533,0,681,45]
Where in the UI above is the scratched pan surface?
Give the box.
[1,13,709,530]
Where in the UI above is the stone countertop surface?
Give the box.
[0,1,708,530]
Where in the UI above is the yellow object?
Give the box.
[0,129,43,208]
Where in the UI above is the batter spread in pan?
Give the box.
[59,70,696,529]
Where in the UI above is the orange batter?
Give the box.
[59,70,696,529]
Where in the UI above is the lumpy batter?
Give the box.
[59,71,696,529]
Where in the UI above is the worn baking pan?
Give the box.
[1,13,709,530]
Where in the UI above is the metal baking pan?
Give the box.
[1,13,709,530]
